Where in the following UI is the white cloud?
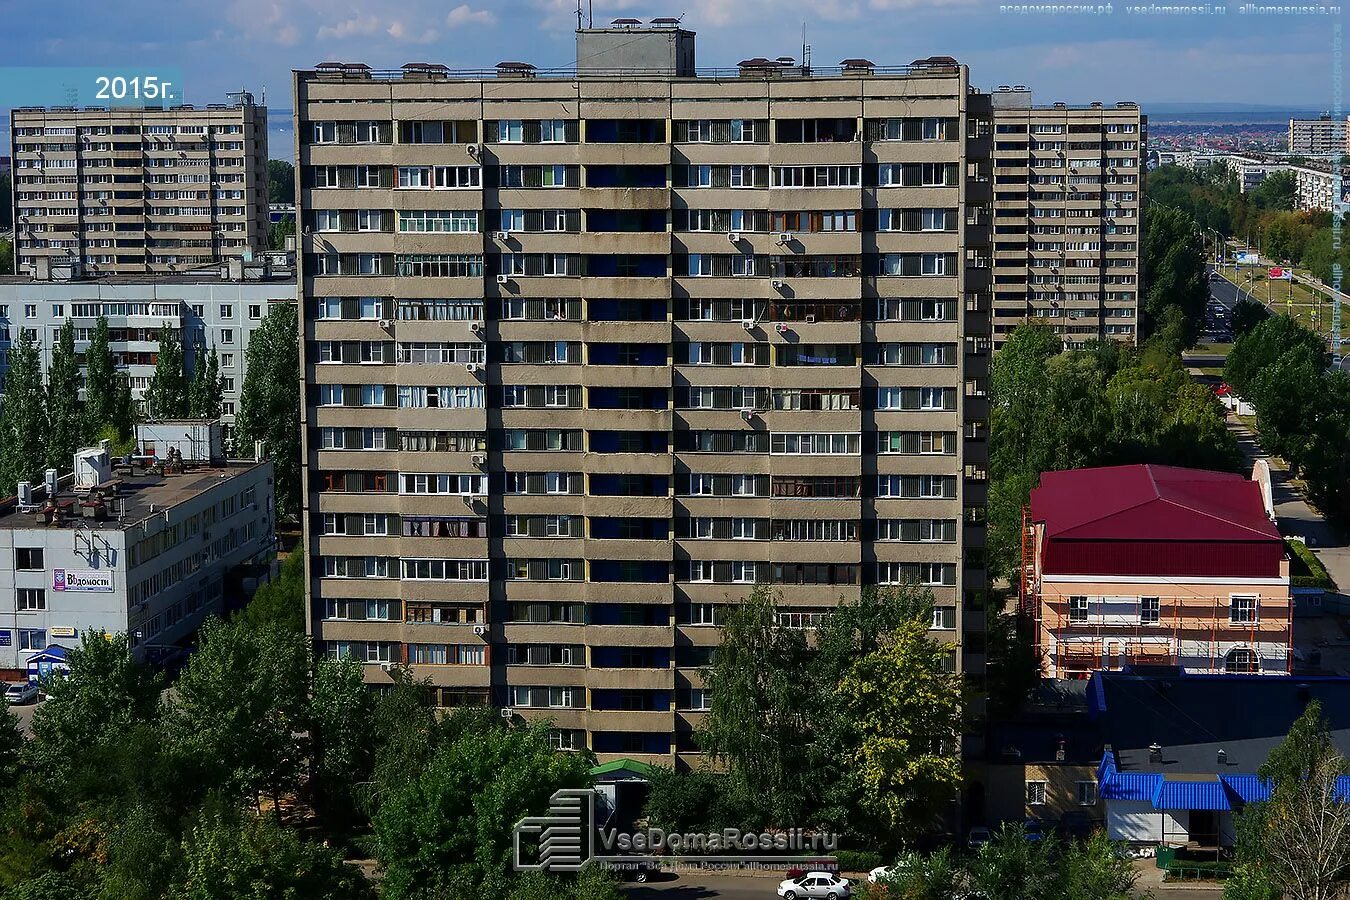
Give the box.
[388,20,440,43]
[316,15,381,40]
[446,4,497,27]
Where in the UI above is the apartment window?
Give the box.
[221,329,235,345]
[18,629,46,652]
[17,589,46,612]
[15,548,44,570]
[248,304,262,320]
[1077,781,1097,806]
[1026,781,1047,806]
[1230,595,1259,625]
[1069,596,1089,624]
[931,606,956,629]
[1141,596,1160,625]
[1225,648,1259,674]
[219,304,233,318]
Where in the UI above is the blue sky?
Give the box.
[0,0,1339,113]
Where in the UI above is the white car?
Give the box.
[777,871,851,899]
[868,860,914,884]
[4,681,38,705]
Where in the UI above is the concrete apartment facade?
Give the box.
[0,443,274,676]
[0,257,295,439]
[1288,116,1348,156]
[8,98,269,277]
[988,88,1145,349]
[295,23,994,764]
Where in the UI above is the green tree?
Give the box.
[308,655,376,825]
[0,329,47,491]
[174,807,371,900]
[372,720,594,900]
[875,847,964,900]
[81,316,116,441]
[266,160,295,205]
[1141,205,1209,347]
[698,584,811,827]
[0,239,13,276]
[45,319,83,471]
[165,619,310,808]
[234,550,304,633]
[0,174,11,228]
[1060,831,1136,900]
[110,371,136,442]
[1253,700,1350,900]
[1231,297,1271,338]
[837,615,962,841]
[268,216,295,252]
[187,343,223,420]
[234,303,300,517]
[0,699,24,794]
[1251,169,1296,211]
[967,824,1062,900]
[143,324,187,420]
[26,633,163,801]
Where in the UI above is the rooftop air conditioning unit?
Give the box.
[378,318,394,329]
[776,232,793,244]
[465,362,482,374]
[500,707,514,719]
[496,273,509,284]
[494,231,510,241]
[740,407,756,422]
[727,231,741,243]
[473,624,489,637]
[741,318,757,331]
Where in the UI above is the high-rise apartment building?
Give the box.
[8,97,269,277]
[1288,115,1348,156]
[296,22,997,765]
[988,88,1145,349]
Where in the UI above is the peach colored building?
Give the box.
[1022,465,1291,678]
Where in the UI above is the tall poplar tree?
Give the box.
[83,314,116,439]
[189,343,224,420]
[46,318,84,469]
[0,330,48,490]
[144,323,188,420]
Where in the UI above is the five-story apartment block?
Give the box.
[297,22,993,765]
[988,87,1145,348]
[8,97,269,277]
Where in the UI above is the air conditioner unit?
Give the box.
[776,232,793,244]
[740,407,756,421]
[771,280,785,290]
[471,454,486,468]
[465,362,482,374]
[472,624,489,637]
[495,273,509,284]
[378,318,394,329]
[494,230,510,241]
[380,662,395,673]
[500,707,514,719]
[467,143,481,157]
[727,231,741,243]
[775,322,789,334]
[470,320,484,333]
[741,318,757,331]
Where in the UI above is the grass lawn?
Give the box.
[1191,342,1234,355]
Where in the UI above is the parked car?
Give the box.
[609,859,661,883]
[777,871,852,899]
[3,681,38,705]
[868,859,914,883]
[967,826,992,850]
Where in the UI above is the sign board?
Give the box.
[49,627,77,639]
[0,631,12,647]
[1269,267,1293,280]
[1235,252,1260,265]
[52,568,114,593]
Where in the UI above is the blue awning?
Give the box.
[1153,779,1232,811]
[1220,775,1271,803]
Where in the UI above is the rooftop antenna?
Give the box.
[801,23,811,72]
[576,0,582,29]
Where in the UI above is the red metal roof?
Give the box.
[1031,465,1283,578]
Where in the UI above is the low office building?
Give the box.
[0,441,274,676]
[1023,464,1291,679]
[987,87,1145,349]
[1092,670,1350,848]
[0,256,295,437]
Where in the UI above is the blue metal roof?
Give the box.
[1102,771,1163,801]
[1153,779,1231,811]
[1220,775,1271,803]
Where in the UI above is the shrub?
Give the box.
[836,849,884,873]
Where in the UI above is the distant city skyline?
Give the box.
[0,0,1341,112]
